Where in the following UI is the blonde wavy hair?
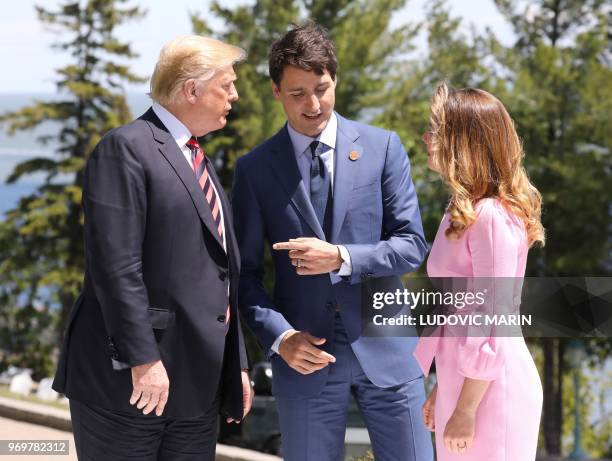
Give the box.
[428,83,545,247]
[150,35,246,106]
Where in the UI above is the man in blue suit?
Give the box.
[232,21,433,461]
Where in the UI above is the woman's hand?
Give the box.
[443,407,476,454]
[422,383,437,431]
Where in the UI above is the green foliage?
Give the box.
[373,0,493,252]
[531,337,612,456]
[0,0,145,378]
[0,289,56,381]
[190,0,414,188]
[562,368,612,458]
[490,0,611,276]
[351,450,375,461]
[190,0,297,188]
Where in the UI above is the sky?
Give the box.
[0,0,516,94]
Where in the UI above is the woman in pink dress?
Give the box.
[413,84,545,460]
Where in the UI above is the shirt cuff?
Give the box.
[335,245,352,276]
[270,329,294,354]
[111,358,131,371]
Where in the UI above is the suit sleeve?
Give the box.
[83,132,160,367]
[232,157,294,354]
[343,132,428,283]
[236,308,250,370]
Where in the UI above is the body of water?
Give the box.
[0,93,151,215]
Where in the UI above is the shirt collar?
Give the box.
[151,102,192,150]
[287,111,337,158]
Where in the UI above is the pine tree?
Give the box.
[0,0,145,375]
[373,0,492,245]
[490,0,612,454]
[491,0,611,276]
[190,0,416,188]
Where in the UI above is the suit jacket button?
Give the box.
[325,302,334,310]
[219,271,228,281]
[217,315,226,323]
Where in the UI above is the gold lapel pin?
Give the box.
[349,150,360,161]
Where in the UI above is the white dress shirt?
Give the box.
[270,112,352,354]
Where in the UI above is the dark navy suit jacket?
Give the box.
[232,113,427,398]
[53,109,248,419]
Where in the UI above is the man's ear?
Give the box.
[183,79,198,104]
[271,80,281,100]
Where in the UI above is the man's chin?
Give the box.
[298,116,330,137]
[213,117,227,132]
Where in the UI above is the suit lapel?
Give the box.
[205,157,242,269]
[142,109,225,251]
[200,156,242,304]
[331,115,362,242]
[267,126,326,241]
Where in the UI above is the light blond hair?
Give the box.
[150,35,246,106]
[429,83,545,247]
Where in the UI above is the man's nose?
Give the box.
[230,83,239,102]
[307,94,320,113]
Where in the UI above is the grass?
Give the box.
[351,451,375,461]
[0,384,69,410]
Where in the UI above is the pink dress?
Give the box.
[413,198,542,460]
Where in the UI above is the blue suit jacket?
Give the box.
[232,113,427,398]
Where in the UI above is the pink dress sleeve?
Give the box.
[456,200,522,381]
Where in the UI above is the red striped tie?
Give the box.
[186,137,230,326]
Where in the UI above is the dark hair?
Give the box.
[268,20,338,86]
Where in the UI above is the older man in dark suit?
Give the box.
[53,35,252,461]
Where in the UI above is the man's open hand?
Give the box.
[130,359,169,416]
[278,330,336,374]
[273,237,342,275]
